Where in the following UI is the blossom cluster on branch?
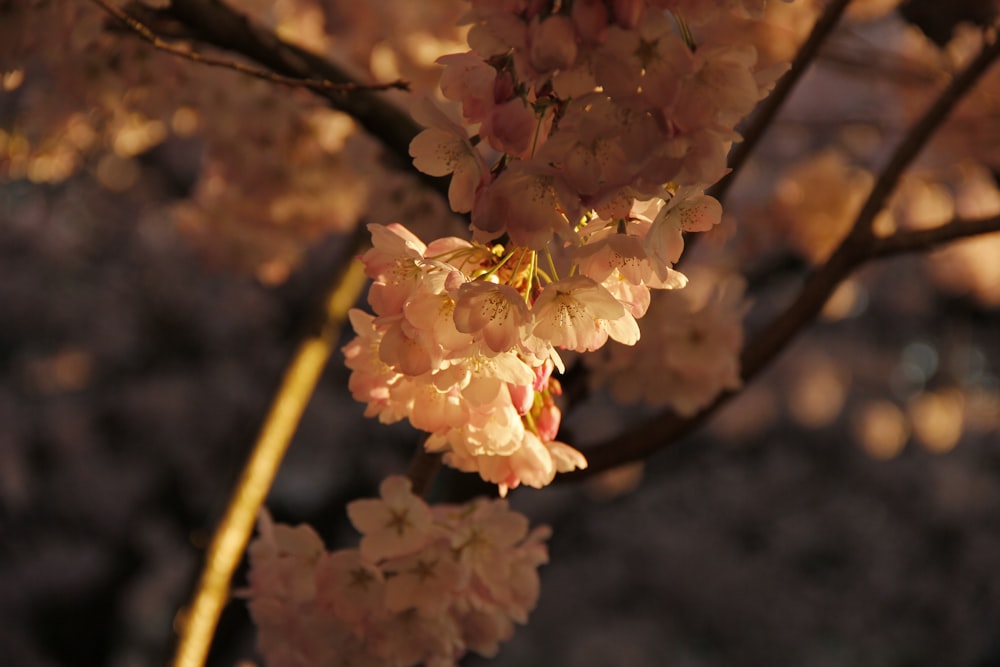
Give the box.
[343,0,789,491]
[243,476,549,667]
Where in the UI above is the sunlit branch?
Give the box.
[170,252,369,667]
[89,0,407,94]
[565,27,1000,480]
[710,0,853,203]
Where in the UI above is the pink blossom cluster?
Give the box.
[344,222,594,494]
[244,476,549,667]
[344,189,721,491]
[346,0,785,489]
[410,0,785,233]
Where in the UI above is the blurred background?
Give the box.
[2,0,1000,665]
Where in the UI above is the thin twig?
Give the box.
[871,214,1000,258]
[681,0,852,266]
[89,0,407,94]
[847,22,1000,243]
[170,247,370,667]
[709,0,853,203]
[165,0,426,170]
[732,17,1000,377]
[566,26,1000,480]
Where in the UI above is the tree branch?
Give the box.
[847,21,1000,242]
[90,0,407,94]
[170,244,370,667]
[566,26,1000,480]
[709,0,853,203]
[162,0,424,170]
[93,0,457,202]
[871,214,1000,258]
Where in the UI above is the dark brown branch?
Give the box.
[566,208,1000,479]
[847,23,1000,243]
[566,27,1000,480]
[163,0,421,168]
[871,214,1000,258]
[408,447,443,499]
[89,0,407,94]
[565,241,862,479]
[709,0,853,203]
[727,20,1000,373]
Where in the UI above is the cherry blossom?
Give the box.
[531,275,640,352]
[471,163,577,250]
[347,476,435,561]
[436,52,497,124]
[593,10,693,110]
[452,280,531,353]
[643,187,723,281]
[243,477,550,667]
[528,15,579,75]
[409,98,490,213]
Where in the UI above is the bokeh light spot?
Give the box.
[852,400,909,460]
[909,389,964,454]
[789,355,849,428]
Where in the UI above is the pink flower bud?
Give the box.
[535,401,562,442]
[508,382,534,415]
[532,359,554,391]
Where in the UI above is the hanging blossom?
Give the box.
[420,0,787,227]
[343,204,730,491]
[351,0,789,491]
[345,223,610,495]
[243,476,550,667]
